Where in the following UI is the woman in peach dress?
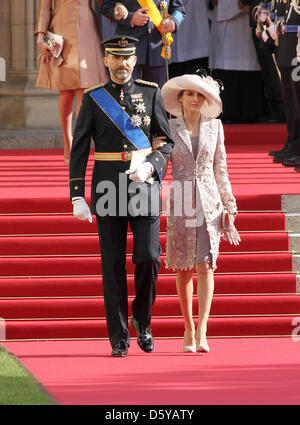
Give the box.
[35,0,107,164]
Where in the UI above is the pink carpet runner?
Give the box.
[1,123,300,405]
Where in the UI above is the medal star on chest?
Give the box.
[134,102,146,114]
[131,114,142,127]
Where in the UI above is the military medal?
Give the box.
[135,102,146,113]
[143,115,151,126]
[130,93,143,103]
[131,114,142,127]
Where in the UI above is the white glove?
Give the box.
[126,161,154,183]
[72,197,92,223]
[267,23,277,40]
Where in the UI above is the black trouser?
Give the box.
[96,215,161,348]
[251,27,283,112]
[279,67,300,155]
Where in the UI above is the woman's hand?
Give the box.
[114,2,128,20]
[152,135,167,150]
[37,32,52,57]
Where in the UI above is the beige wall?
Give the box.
[0,0,60,130]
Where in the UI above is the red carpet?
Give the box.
[1,123,300,405]
[3,338,300,405]
[0,123,300,341]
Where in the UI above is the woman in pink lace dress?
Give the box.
[154,74,240,353]
[35,0,107,164]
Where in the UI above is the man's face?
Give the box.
[104,54,137,83]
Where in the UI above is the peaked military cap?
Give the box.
[102,35,139,56]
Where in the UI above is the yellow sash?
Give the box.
[137,0,173,59]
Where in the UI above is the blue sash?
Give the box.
[89,87,151,150]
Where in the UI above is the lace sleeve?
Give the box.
[213,120,237,214]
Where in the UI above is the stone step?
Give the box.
[282,195,300,213]
[0,130,63,149]
[286,214,300,232]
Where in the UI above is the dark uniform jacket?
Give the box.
[100,0,186,66]
[277,3,300,68]
[69,77,174,216]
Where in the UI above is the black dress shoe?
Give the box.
[282,155,300,167]
[295,166,300,172]
[130,317,154,353]
[269,146,289,157]
[111,341,128,357]
[273,151,295,163]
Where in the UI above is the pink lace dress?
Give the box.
[165,116,237,271]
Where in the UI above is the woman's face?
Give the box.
[179,90,205,114]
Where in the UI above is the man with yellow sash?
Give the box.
[69,35,174,357]
[100,0,185,87]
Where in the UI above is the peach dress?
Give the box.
[35,0,106,90]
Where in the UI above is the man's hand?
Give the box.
[126,161,154,183]
[160,19,176,33]
[131,8,149,26]
[114,2,128,20]
[72,197,93,223]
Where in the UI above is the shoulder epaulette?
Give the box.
[84,83,106,93]
[135,79,158,88]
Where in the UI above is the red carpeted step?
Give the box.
[223,123,287,145]
[0,212,286,235]
[0,232,289,255]
[4,314,300,340]
[152,316,300,338]
[0,192,282,214]
[0,252,293,276]
[0,273,296,298]
[0,197,73,215]
[0,294,299,319]
[0,140,299,342]
[161,192,282,212]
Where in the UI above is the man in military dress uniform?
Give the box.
[238,0,285,123]
[270,0,300,169]
[69,35,174,357]
[100,0,186,87]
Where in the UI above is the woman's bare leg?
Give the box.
[195,262,214,348]
[58,90,75,164]
[176,270,196,346]
[75,89,84,118]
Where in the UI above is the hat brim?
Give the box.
[105,47,136,56]
[161,74,222,119]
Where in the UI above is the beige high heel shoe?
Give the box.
[196,330,210,353]
[196,343,210,353]
[183,330,196,353]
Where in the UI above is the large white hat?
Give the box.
[161,74,223,119]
